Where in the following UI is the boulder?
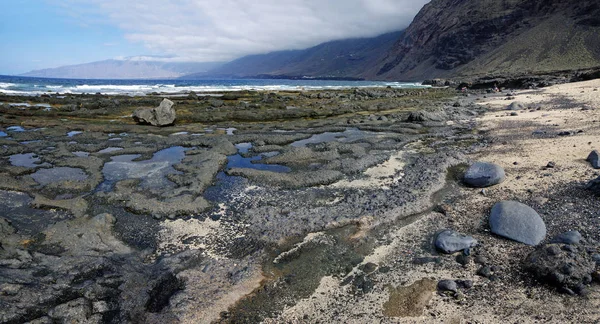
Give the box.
[587,150,600,169]
[463,162,505,188]
[507,101,525,111]
[434,230,478,254]
[525,243,596,294]
[489,201,546,245]
[133,98,176,126]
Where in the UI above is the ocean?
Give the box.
[0,75,428,96]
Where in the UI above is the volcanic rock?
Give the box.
[489,201,546,245]
[463,162,505,188]
[133,98,176,126]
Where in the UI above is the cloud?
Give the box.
[52,0,430,62]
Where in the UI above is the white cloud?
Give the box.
[52,0,429,62]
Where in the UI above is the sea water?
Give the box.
[0,75,428,96]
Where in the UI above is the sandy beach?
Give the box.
[265,79,600,323]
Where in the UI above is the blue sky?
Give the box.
[0,0,146,75]
[0,0,429,76]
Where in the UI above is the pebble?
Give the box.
[550,231,582,245]
[477,266,492,278]
[437,280,458,293]
[456,254,470,266]
[434,230,478,254]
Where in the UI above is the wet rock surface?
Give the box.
[0,87,482,323]
[6,85,598,323]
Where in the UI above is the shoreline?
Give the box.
[1,80,599,323]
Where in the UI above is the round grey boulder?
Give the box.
[489,201,546,246]
[463,162,505,188]
[434,230,478,254]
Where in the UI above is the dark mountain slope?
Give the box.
[184,31,403,79]
[367,0,600,80]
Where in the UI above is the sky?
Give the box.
[0,0,429,75]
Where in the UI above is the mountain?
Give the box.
[22,0,600,82]
[21,58,223,79]
[367,0,600,80]
[182,31,403,80]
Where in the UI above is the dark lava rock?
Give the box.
[456,254,471,266]
[525,243,596,294]
[592,254,600,266]
[360,262,378,274]
[412,256,442,265]
[463,162,505,188]
[587,150,600,169]
[507,101,525,111]
[145,272,184,313]
[489,201,546,246]
[477,265,492,278]
[585,176,600,194]
[133,98,176,126]
[434,229,478,254]
[550,231,582,245]
[546,161,556,168]
[558,131,572,136]
[406,110,446,122]
[351,274,374,294]
[456,279,473,289]
[437,280,457,293]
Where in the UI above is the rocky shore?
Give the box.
[1,81,599,323]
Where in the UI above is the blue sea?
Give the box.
[0,75,427,96]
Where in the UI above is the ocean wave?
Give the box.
[0,79,428,96]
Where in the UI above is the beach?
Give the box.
[0,80,599,323]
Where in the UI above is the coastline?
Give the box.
[0,80,599,323]
[266,79,600,323]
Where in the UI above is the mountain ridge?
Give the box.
[181,31,403,80]
[367,0,600,80]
